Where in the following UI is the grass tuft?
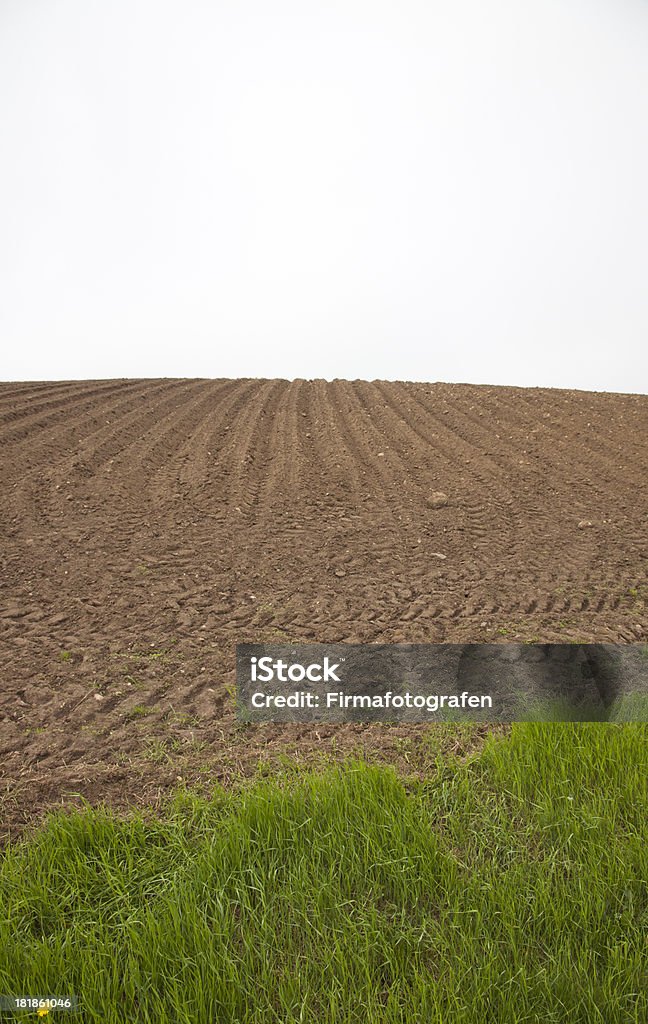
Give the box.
[0,723,646,1022]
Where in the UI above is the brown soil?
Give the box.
[1,378,646,839]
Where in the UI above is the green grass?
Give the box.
[125,704,154,720]
[0,724,646,1023]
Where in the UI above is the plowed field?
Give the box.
[1,379,646,837]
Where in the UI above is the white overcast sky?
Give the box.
[1,0,647,391]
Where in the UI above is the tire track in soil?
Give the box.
[352,380,473,503]
[369,380,517,568]
[153,379,265,519]
[522,386,647,459]
[254,378,306,509]
[5,380,197,535]
[209,379,284,515]
[248,380,412,635]
[440,386,648,597]
[351,388,467,587]
[284,378,310,496]
[149,379,258,510]
[0,378,134,417]
[301,379,366,503]
[0,379,156,448]
[337,384,444,615]
[113,379,231,499]
[70,379,206,483]
[472,385,647,488]
[474,388,648,591]
[2,379,182,497]
[337,380,430,504]
[410,388,576,587]
[369,382,622,620]
[418,385,556,476]
[317,382,476,630]
[0,381,79,408]
[1,378,646,836]
[391,382,606,569]
[0,376,149,410]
